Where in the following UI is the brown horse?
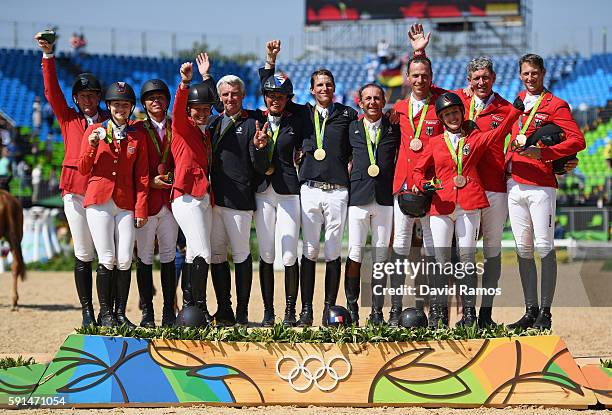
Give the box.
[0,190,26,309]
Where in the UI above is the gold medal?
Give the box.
[265,165,275,176]
[453,175,467,188]
[314,148,326,161]
[515,134,527,146]
[367,164,380,177]
[409,138,423,151]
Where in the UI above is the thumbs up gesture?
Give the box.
[253,120,269,150]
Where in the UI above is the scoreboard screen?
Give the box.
[306,0,521,24]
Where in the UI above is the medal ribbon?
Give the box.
[103,122,113,144]
[444,131,465,176]
[364,121,381,166]
[518,91,545,135]
[267,123,280,161]
[469,96,483,121]
[145,118,172,164]
[407,95,430,140]
[313,109,328,151]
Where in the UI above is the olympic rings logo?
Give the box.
[275,355,352,392]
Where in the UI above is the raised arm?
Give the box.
[36,31,71,121]
[195,52,222,113]
[408,23,431,56]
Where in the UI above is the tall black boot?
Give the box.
[115,268,136,329]
[96,264,117,327]
[322,258,341,326]
[211,261,236,326]
[370,262,387,326]
[344,258,361,326]
[160,260,177,327]
[479,254,501,328]
[508,306,540,330]
[259,258,275,327]
[136,259,155,328]
[388,253,406,326]
[429,251,449,329]
[234,254,253,326]
[192,256,213,325]
[74,258,96,327]
[283,262,299,326]
[456,255,478,327]
[297,256,316,327]
[182,262,194,307]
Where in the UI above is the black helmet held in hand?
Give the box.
[140,79,170,106]
[524,123,577,175]
[104,81,136,104]
[262,72,294,97]
[397,191,432,218]
[399,307,428,328]
[187,82,217,105]
[435,92,464,118]
[72,73,102,97]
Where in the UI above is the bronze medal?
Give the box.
[314,148,326,161]
[265,165,275,176]
[409,138,423,151]
[157,163,167,175]
[367,164,380,177]
[453,175,467,188]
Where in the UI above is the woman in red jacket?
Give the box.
[79,82,149,327]
[413,92,521,328]
[170,55,217,324]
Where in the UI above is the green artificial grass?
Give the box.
[0,356,36,370]
[76,322,548,345]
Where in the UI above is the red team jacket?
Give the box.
[170,86,211,201]
[506,90,585,188]
[78,121,149,219]
[42,56,109,196]
[392,87,445,194]
[455,90,514,193]
[132,119,174,216]
[414,107,521,215]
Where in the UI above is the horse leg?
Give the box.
[11,264,18,311]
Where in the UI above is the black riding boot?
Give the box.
[283,262,299,326]
[388,254,406,326]
[74,258,96,327]
[115,268,136,329]
[136,259,155,328]
[344,258,361,326]
[234,255,253,326]
[508,305,540,330]
[160,260,177,327]
[297,256,316,327]
[259,258,275,327]
[181,262,194,307]
[211,261,236,326]
[96,264,117,327]
[192,256,213,325]
[479,254,502,328]
[370,262,387,326]
[322,258,341,326]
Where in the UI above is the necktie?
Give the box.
[369,125,377,144]
[320,108,328,119]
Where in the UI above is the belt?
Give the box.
[304,180,346,191]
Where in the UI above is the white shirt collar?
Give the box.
[363,117,382,130]
[474,93,495,110]
[447,131,462,149]
[150,117,166,131]
[198,125,207,134]
[84,113,99,126]
[410,93,427,115]
[523,92,540,112]
[316,103,333,118]
[111,121,127,140]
